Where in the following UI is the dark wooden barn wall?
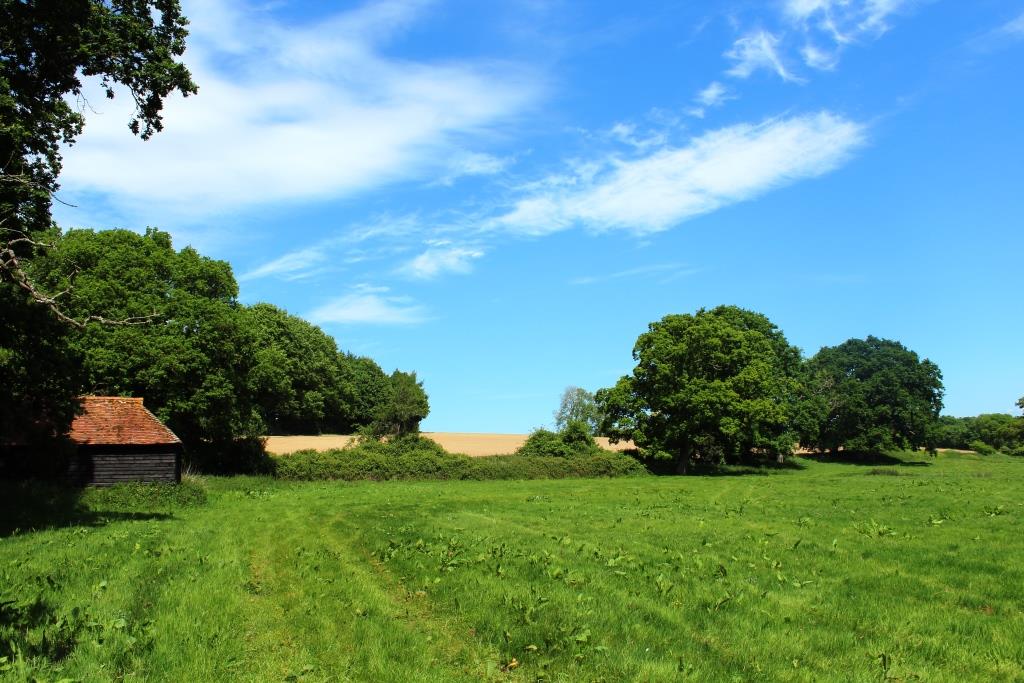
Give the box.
[69,450,181,486]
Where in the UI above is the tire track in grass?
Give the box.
[229,489,505,682]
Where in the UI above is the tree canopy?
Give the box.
[1,0,196,241]
[801,336,943,455]
[242,303,395,435]
[1,1,199,443]
[26,228,262,446]
[372,371,429,437]
[0,282,84,443]
[553,386,601,434]
[20,228,411,452]
[597,305,805,472]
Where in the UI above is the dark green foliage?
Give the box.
[274,439,645,482]
[932,412,1024,453]
[1,0,196,241]
[597,305,804,472]
[0,284,85,444]
[244,305,395,436]
[183,437,276,476]
[516,421,602,458]
[25,228,263,448]
[335,354,393,432]
[971,413,1023,453]
[560,420,596,450]
[919,398,1024,454]
[516,429,572,458]
[244,303,355,435]
[801,336,943,456]
[8,225,416,470]
[969,439,997,456]
[930,415,976,450]
[371,371,429,437]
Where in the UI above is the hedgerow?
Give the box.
[273,435,645,481]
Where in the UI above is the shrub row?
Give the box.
[273,435,646,482]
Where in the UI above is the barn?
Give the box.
[65,396,182,486]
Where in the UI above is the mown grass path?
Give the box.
[2,452,1022,681]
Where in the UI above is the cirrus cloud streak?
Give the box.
[495,111,866,235]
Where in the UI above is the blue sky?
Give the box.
[54,0,1024,432]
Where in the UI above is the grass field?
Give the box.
[2,451,1022,681]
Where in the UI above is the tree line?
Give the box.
[2,227,429,463]
[554,306,1020,472]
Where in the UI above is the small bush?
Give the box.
[969,440,997,456]
[515,422,603,458]
[516,429,573,458]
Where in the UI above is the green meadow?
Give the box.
[2,451,1022,682]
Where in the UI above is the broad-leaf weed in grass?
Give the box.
[0,450,1021,681]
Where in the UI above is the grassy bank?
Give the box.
[1,451,1022,681]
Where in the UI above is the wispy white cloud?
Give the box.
[607,122,667,151]
[687,81,734,118]
[697,81,730,107]
[436,152,512,186]
[239,246,330,281]
[726,31,803,82]
[307,286,428,325]
[783,0,917,69]
[784,0,913,34]
[570,263,701,286]
[998,11,1024,37]
[240,213,425,281]
[399,245,485,279]
[56,0,541,226]
[801,43,840,70]
[495,112,866,235]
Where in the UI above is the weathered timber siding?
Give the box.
[73,446,182,486]
[1,445,181,486]
[90,453,179,486]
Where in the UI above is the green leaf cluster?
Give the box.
[17,228,417,462]
[597,306,804,471]
[369,371,430,437]
[597,307,950,470]
[516,421,602,459]
[801,336,943,455]
[1,0,196,238]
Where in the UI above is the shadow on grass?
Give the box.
[0,481,172,538]
[0,593,83,664]
[795,451,933,467]
[640,456,808,477]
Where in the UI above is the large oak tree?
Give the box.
[800,336,943,455]
[597,306,806,472]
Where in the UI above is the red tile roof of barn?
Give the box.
[69,397,181,446]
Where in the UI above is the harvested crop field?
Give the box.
[264,432,634,456]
